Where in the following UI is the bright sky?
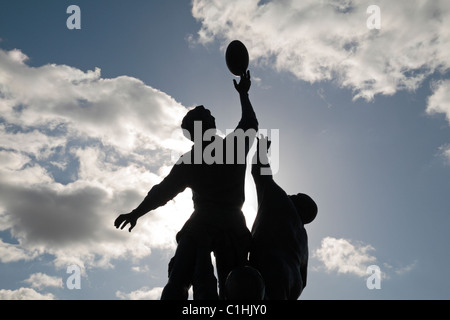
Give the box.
[0,0,449,300]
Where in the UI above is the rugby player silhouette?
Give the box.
[249,135,317,300]
[114,71,257,299]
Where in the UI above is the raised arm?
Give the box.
[233,70,258,131]
[252,135,273,181]
[114,163,188,232]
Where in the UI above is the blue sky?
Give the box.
[0,0,449,300]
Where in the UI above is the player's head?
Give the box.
[181,105,216,142]
[289,193,318,224]
[224,266,265,300]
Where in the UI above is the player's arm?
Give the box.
[114,163,187,232]
[252,135,273,183]
[234,70,258,131]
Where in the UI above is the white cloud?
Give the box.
[116,286,163,300]
[0,239,38,263]
[6,49,29,64]
[426,79,450,164]
[0,125,66,160]
[0,149,53,186]
[314,237,416,279]
[0,149,29,170]
[314,237,376,277]
[427,79,450,125]
[23,273,63,290]
[0,46,194,271]
[440,144,450,164]
[192,0,450,101]
[0,287,55,300]
[131,265,150,273]
[426,77,450,165]
[0,48,189,154]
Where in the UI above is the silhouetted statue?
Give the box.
[249,136,317,300]
[114,71,258,300]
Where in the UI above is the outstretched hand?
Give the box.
[114,212,138,232]
[233,70,251,94]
